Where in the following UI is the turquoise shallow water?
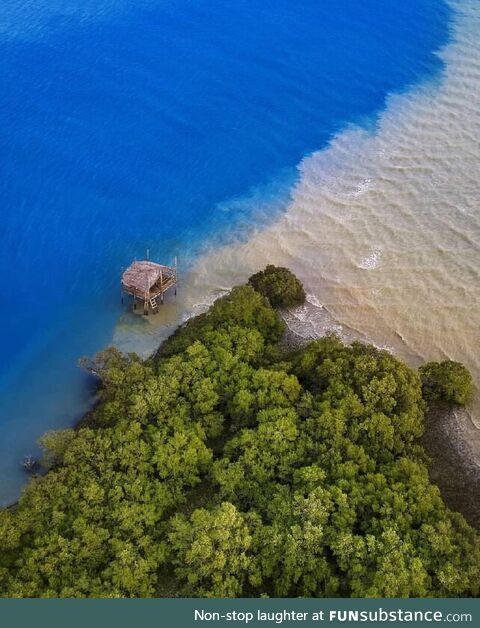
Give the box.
[0,0,450,504]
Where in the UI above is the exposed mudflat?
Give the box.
[422,407,480,529]
[280,320,480,530]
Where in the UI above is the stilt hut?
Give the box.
[121,259,177,314]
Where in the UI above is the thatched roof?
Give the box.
[122,260,173,294]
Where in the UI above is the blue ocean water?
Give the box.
[0,0,450,504]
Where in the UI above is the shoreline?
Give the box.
[110,298,480,532]
[10,294,480,533]
[280,302,480,530]
[4,268,480,597]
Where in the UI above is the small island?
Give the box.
[0,267,478,598]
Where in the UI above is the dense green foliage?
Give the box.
[419,360,474,408]
[157,285,285,359]
[0,274,479,598]
[248,265,306,308]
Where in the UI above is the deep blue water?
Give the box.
[0,0,450,504]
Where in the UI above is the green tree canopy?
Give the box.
[0,269,479,598]
[248,265,306,308]
[168,502,256,597]
[419,360,474,407]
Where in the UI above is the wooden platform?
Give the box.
[121,260,177,314]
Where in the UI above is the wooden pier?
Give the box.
[121,259,177,315]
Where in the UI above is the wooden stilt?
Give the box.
[174,256,178,296]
